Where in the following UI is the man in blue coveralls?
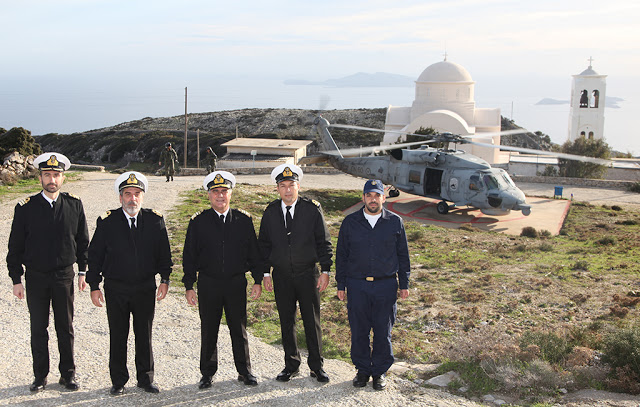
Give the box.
[335,179,410,391]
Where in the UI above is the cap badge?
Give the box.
[213,174,225,186]
[370,181,377,186]
[46,155,59,167]
[283,167,293,177]
[127,173,139,185]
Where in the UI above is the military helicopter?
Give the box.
[299,116,611,217]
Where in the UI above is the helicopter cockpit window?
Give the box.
[498,170,516,188]
[482,174,500,190]
[469,175,481,190]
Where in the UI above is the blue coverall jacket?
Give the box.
[335,207,410,290]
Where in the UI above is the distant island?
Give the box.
[284,72,415,88]
[536,96,624,108]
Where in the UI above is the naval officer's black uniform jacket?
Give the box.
[87,207,172,387]
[7,191,89,381]
[182,207,265,377]
[257,197,333,372]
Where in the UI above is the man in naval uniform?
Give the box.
[335,180,410,391]
[7,152,89,392]
[258,164,333,383]
[183,171,266,389]
[87,171,172,396]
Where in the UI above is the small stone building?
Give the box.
[219,138,313,169]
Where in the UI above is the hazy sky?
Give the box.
[1,0,639,152]
[3,0,637,79]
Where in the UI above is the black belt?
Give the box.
[364,274,396,282]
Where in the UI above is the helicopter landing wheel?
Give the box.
[436,201,449,214]
[388,188,400,198]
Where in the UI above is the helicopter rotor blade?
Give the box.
[466,140,612,165]
[322,140,431,157]
[328,123,528,140]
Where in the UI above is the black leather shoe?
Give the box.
[109,385,125,395]
[29,378,47,392]
[352,373,369,388]
[275,368,299,382]
[310,369,330,383]
[372,374,387,390]
[59,377,79,391]
[237,373,258,386]
[137,383,160,393]
[198,375,213,389]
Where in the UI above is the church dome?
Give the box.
[417,60,473,83]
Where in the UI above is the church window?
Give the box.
[588,131,594,139]
[456,89,460,100]
[579,90,589,108]
[580,131,586,137]
[591,90,599,108]
[426,88,431,97]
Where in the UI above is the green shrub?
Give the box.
[520,331,573,365]
[627,182,640,193]
[521,226,538,238]
[595,237,616,246]
[601,326,640,378]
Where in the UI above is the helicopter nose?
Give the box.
[499,190,532,215]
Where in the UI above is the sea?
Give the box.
[0,75,637,156]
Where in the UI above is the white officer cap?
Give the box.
[114,171,148,193]
[33,152,71,172]
[203,171,236,190]
[271,164,303,184]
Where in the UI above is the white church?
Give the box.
[382,57,506,164]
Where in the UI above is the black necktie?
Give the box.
[220,214,225,229]
[285,206,293,235]
[130,217,136,230]
[51,200,56,212]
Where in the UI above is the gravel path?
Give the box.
[0,172,482,407]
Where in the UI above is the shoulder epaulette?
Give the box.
[100,210,112,220]
[191,210,203,220]
[265,200,280,211]
[236,208,252,218]
[151,209,163,217]
[301,197,321,208]
[65,192,81,201]
[18,197,30,206]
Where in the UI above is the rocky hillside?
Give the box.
[37,108,387,168]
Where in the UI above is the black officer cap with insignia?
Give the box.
[114,171,148,193]
[203,171,236,190]
[271,163,303,184]
[34,152,71,172]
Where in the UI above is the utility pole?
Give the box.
[196,129,200,169]
[184,87,188,167]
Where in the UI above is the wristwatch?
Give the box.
[160,279,170,285]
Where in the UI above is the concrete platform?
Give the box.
[345,192,571,236]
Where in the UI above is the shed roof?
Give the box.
[222,138,312,150]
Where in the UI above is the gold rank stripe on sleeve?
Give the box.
[151,209,163,217]
[191,210,202,220]
[100,210,111,220]
[18,197,31,206]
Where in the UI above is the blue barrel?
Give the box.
[554,186,563,198]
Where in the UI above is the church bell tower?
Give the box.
[568,57,607,142]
